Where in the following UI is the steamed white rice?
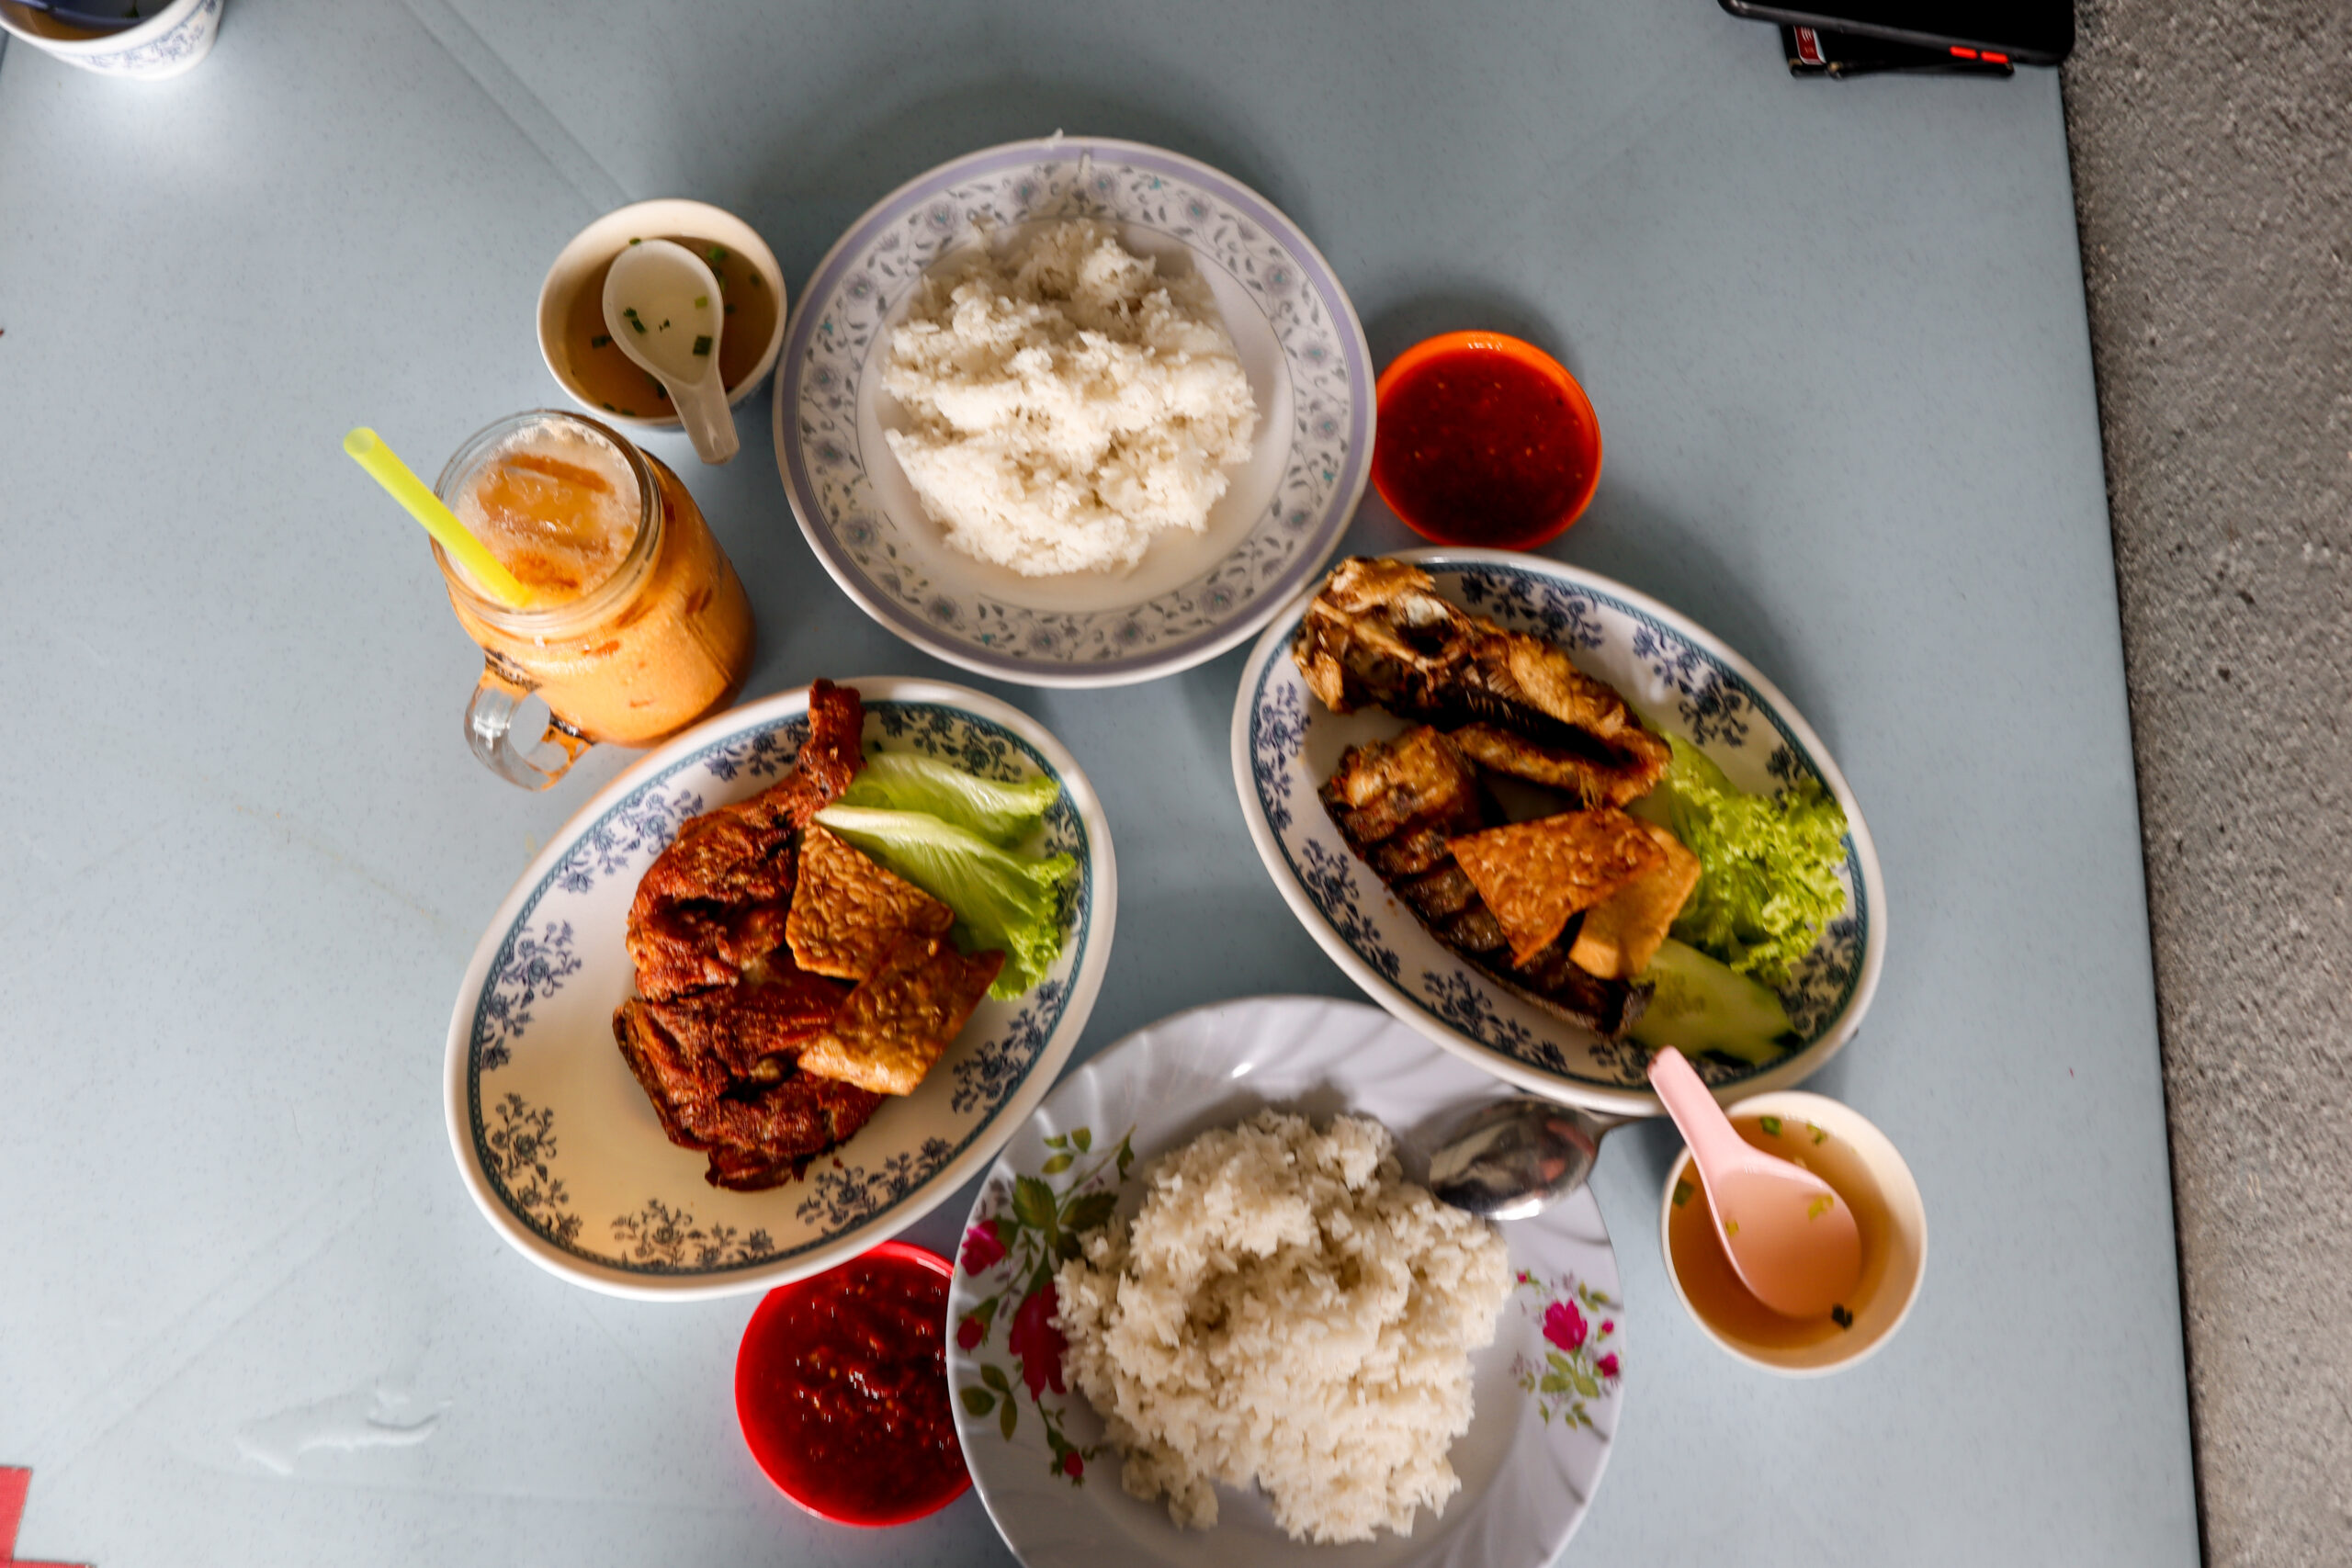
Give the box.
[1054,1110,1510,1543]
[880,219,1258,578]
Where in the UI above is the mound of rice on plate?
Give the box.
[880,219,1258,578]
[1054,1109,1510,1543]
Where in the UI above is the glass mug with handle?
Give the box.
[432,410,756,788]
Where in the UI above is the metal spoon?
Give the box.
[1428,1097,1614,1221]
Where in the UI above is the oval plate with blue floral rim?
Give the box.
[773,136,1374,688]
[442,677,1116,1300]
[1231,548,1888,1118]
[949,995,1623,1568]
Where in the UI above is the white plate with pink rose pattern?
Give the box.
[946,995,1623,1568]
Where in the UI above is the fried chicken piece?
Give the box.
[798,931,1005,1096]
[703,1143,830,1193]
[614,994,883,1189]
[1447,722,1668,807]
[1568,822,1702,981]
[1293,556,1667,778]
[785,827,956,981]
[638,961,850,1080]
[614,680,886,1187]
[1447,809,1666,966]
[624,680,865,1000]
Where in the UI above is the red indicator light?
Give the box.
[1950,45,1979,58]
[1982,51,2010,63]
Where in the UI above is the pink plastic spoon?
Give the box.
[1649,1046,1862,1319]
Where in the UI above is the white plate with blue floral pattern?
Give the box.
[443,678,1115,1300]
[1232,549,1887,1118]
[774,136,1373,687]
[948,996,1623,1568]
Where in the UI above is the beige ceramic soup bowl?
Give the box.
[537,198,787,432]
[1658,1089,1927,1376]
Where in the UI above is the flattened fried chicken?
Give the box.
[633,960,850,1080]
[615,679,885,1190]
[1294,557,1669,797]
[626,679,866,1000]
[613,677,1014,1186]
[613,996,881,1191]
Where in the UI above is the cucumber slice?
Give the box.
[1628,938,1796,1066]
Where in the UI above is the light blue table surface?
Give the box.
[0,2,2196,1563]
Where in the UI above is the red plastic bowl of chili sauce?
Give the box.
[1371,331,1603,550]
[735,1241,970,1527]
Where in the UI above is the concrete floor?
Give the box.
[2062,3,2352,1562]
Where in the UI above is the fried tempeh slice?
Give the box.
[1448,722,1669,807]
[1568,822,1702,981]
[785,826,956,981]
[797,931,1005,1096]
[1448,808,1666,966]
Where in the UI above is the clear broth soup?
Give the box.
[1668,1113,1897,1350]
[559,234,777,419]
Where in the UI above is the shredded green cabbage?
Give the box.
[1643,737,1849,989]
[812,804,1074,999]
[835,751,1061,849]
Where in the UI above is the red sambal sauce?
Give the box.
[1373,346,1596,548]
[738,1250,967,1524]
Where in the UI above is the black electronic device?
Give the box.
[1781,23,2015,76]
[1720,0,2073,66]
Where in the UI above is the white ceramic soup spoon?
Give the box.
[602,239,738,465]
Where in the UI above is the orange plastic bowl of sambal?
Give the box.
[1371,331,1603,551]
[735,1241,970,1527]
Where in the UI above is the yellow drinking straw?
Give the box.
[343,426,532,608]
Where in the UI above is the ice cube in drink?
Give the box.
[452,418,642,601]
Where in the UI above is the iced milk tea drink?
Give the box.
[434,411,754,788]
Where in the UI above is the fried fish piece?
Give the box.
[625,679,866,1000]
[1447,722,1668,807]
[1322,725,1488,844]
[1568,822,1702,981]
[1293,556,1667,776]
[1317,728,1647,1039]
[785,826,956,982]
[1447,808,1666,967]
[797,931,1005,1096]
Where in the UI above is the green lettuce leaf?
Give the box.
[811,804,1075,998]
[836,751,1061,849]
[1640,737,1849,989]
